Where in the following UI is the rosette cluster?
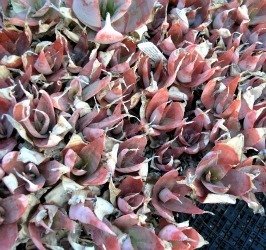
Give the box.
[0,0,265,249]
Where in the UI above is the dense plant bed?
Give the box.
[0,0,265,249]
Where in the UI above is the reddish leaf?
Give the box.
[69,203,115,235]
[0,223,18,250]
[0,194,28,224]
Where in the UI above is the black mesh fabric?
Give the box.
[179,194,266,249]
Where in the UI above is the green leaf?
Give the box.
[11,0,28,13]
[100,0,117,19]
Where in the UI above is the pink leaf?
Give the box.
[0,223,18,250]
[34,50,53,75]
[28,223,46,250]
[146,88,169,120]
[82,75,112,101]
[72,0,102,30]
[0,194,28,224]
[95,13,124,44]
[69,203,115,235]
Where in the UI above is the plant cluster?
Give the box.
[0,0,265,249]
